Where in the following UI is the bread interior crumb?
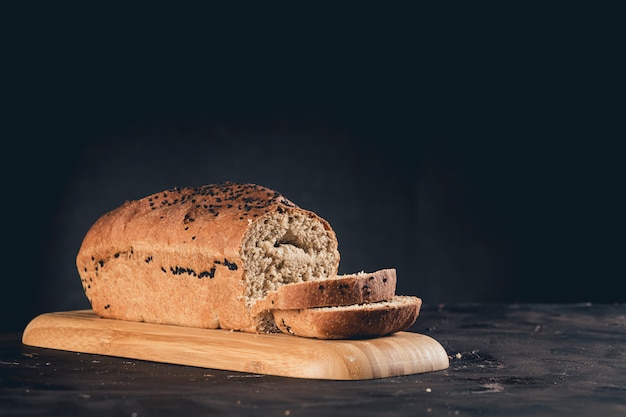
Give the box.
[241,210,339,306]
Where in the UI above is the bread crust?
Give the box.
[272,296,422,339]
[76,183,339,332]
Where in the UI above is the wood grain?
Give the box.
[22,310,449,380]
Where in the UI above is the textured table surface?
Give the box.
[2,303,625,416]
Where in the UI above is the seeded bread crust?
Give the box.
[255,269,397,313]
[272,296,422,339]
[76,183,340,333]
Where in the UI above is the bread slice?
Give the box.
[272,296,422,339]
[254,269,397,314]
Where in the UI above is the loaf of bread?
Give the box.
[77,182,340,333]
[77,182,421,339]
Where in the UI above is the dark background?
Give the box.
[3,4,623,331]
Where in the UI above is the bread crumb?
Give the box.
[426,388,432,393]
[455,352,462,359]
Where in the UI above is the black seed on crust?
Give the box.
[223,259,238,270]
[198,268,216,279]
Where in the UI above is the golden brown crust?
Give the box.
[76,182,339,332]
[272,296,422,339]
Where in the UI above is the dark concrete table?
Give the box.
[2,303,625,416]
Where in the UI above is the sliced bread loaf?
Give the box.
[76,182,422,340]
[76,183,340,332]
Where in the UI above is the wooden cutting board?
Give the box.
[22,310,449,380]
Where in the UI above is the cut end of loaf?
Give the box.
[241,209,340,306]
